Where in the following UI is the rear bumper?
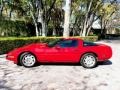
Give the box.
[98,46,112,61]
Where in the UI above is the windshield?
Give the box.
[47,39,63,47]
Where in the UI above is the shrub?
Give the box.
[0,20,34,37]
[0,36,98,54]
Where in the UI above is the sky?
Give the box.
[104,0,120,3]
[117,0,120,2]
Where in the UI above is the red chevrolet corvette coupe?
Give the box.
[6,38,112,68]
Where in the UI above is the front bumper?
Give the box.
[6,54,17,64]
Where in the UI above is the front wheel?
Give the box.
[80,53,97,68]
[20,52,37,68]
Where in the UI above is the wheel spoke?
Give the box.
[22,54,36,67]
[83,55,96,67]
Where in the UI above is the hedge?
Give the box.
[0,36,98,54]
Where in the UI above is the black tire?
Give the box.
[20,52,37,68]
[80,53,97,68]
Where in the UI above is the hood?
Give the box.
[7,43,48,58]
[8,43,48,54]
[21,43,48,49]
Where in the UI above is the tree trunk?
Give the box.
[35,23,39,37]
[82,24,87,37]
[63,0,71,38]
[30,11,39,37]
[38,9,46,37]
[82,0,93,37]
[29,2,39,37]
[53,28,56,36]
[9,8,12,19]
[86,14,94,36]
[100,17,107,39]
[79,29,83,36]
[41,21,47,36]
[0,0,3,16]
[86,25,92,36]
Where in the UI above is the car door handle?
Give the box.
[55,46,61,49]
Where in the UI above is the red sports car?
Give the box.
[6,38,112,68]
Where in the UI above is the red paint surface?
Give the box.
[6,38,112,64]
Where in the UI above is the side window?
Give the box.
[83,41,98,46]
[58,40,78,47]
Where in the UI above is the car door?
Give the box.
[55,39,80,62]
[41,39,80,63]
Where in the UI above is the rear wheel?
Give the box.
[80,53,97,68]
[20,52,37,68]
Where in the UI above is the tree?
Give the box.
[81,0,104,37]
[63,0,71,38]
[98,0,117,38]
[50,0,64,36]
[29,1,39,37]
[0,0,3,16]
[68,0,103,37]
[20,0,57,37]
[0,0,118,37]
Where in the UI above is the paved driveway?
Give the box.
[0,40,120,90]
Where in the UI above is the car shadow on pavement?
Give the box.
[35,60,112,67]
[98,60,112,66]
[35,63,81,67]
